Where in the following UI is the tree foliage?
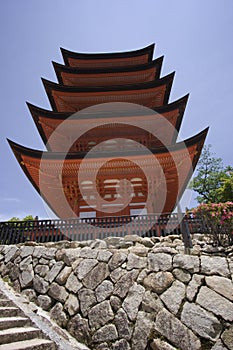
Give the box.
[191,145,233,203]
[8,215,35,222]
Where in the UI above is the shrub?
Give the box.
[191,202,233,247]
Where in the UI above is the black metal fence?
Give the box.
[0,213,202,245]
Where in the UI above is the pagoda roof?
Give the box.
[61,44,155,68]
[42,72,175,112]
[8,128,208,218]
[52,57,163,87]
[27,95,188,151]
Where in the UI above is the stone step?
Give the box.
[0,317,30,330]
[0,327,41,345]
[0,338,56,350]
[0,307,21,317]
[0,300,15,307]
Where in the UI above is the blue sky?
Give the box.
[0,0,232,220]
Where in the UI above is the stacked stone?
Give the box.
[0,234,233,350]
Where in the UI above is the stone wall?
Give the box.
[0,234,233,350]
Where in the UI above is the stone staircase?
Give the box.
[0,292,56,350]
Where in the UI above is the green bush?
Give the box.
[191,202,233,247]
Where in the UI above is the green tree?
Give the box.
[8,215,35,222]
[191,145,233,203]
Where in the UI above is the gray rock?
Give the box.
[137,268,149,283]
[21,289,37,302]
[110,267,125,283]
[211,340,228,350]
[110,296,122,312]
[127,253,147,270]
[20,246,34,258]
[34,264,50,277]
[90,239,107,249]
[67,314,91,344]
[50,302,67,328]
[221,325,233,350]
[19,256,32,271]
[61,248,81,266]
[131,311,153,350]
[141,290,163,313]
[64,293,79,316]
[114,308,131,340]
[108,251,127,270]
[197,286,233,321]
[160,280,186,315]
[95,343,110,350]
[65,272,82,293]
[4,246,19,263]
[113,269,139,298]
[151,246,178,254]
[112,339,130,350]
[148,253,172,272]
[172,268,191,283]
[45,261,64,283]
[9,265,20,281]
[173,254,200,273]
[205,276,233,301]
[201,256,230,277]
[129,245,149,256]
[48,282,69,303]
[181,302,222,341]
[78,288,97,316]
[154,308,201,350]
[39,257,49,265]
[19,266,34,288]
[49,259,56,268]
[186,274,205,301]
[82,262,109,290]
[37,295,53,310]
[80,247,98,259]
[96,280,114,302]
[88,300,114,330]
[97,250,112,262]
[122,283,145,321]
[33,275,49,294]
[93,324,118,342]
[55,266,72,285]
[143,271,174,294]
[150,338,177,350]
[76,258,98,280]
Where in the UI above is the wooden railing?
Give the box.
[0,213,202,246]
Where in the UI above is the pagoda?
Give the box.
[9,44,208,219]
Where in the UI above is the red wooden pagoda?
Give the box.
[9,44,208,219]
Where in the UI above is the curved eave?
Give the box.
[7,127,208,162]
[7,139,61,218]
[61,44,155,66]
[53,57,164,85]
[27,94,188,150]
[42,72,175,112]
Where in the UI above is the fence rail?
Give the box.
[0,213,202,245]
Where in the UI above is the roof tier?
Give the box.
[28,95,188,152]
[8,128,208,218]
[43,73,174,112]
[53,58,163,87]
[61,44,155,68]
